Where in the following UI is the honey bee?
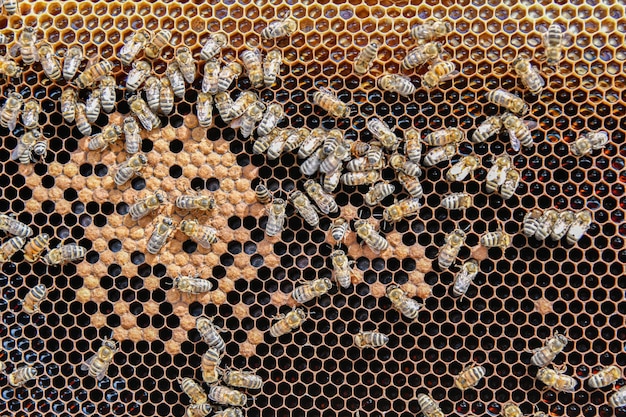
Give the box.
[499,168,521,200]
[119,29,151,66]
[0,236,26,263]
[609,386,626,408]
[180,220,219,248]
[240,48,264,89]
[146,217,175,255]
[566,210,592,245]
[179,377,208,405]
[541,23,570,66]
[398,172,424,199]
[330,249,353,288]
[20,98,40,130]
[201,59,220,95]
[452,259,480,297]
[424,127,464,146]
[87,124,122,151]
[410,19,453,44]
[208,385,247,407]
[166,61,186,99]
[37,42,62,81]
[383,197,421,223]
[0,54,23,79]
[441,192,472,210]
[217,61,243,93]
[289,191,319,227]
[143,76,160,113]
[159,77,175,115]
[21,284,47,314]
[176,191,215,212]
[533,209,559,241]
[340,170,381,186]
[114,153,147,186]
[321,128,343,155]
[438,228,465,269]
[330,218,349,243]
[196,316,226,351]
[389,153,421,177]
[445,155,480,182]
[3,0,19,16]
[214,92,236,122]
[239,101,266,139]
[254,184,273,205]
[367,117,399,151]
[23,233,50,262]
[480,227,512,250]
[0,91,22,132]
[570,130,610,156]
[501,113,537,151]
[85,89,101,124]
[422,144,457,166]
[264,129,288,160]
[588,366,621,389]
[212,407,243,417]
[42,243,86,266]
[173,275,213,294]
[186,404,214,417]
[404,128,422,163]
[522,209,543,237]
[175,47,196,84]
[129,96,161,131]
[145,29,172,59]
[470,116,503,143]
[265,198,286,237]
[61,87,78,123]
[230,91,258,122]
[196,92,213,128]
[15,26,39,65]
[223,369,263,390]
[353,42,379,75]
[502,402,523,417]
[8,365,37,387]
[377,73,416,96]
[292,278,333,304]
[269,308,307,338]
[74,59,114,89]
[417,393,444,417]
[129,190,166,221]
[537,366,578,392]
[388,284,422,320]
[201,348,222,384]
[455,363,487,390]
[304,179,338,214]
[81,338,119,381]
[126,60,151,92]
[199,33,228,61]
[345,154,384,173]
[299,147,325,175]
[485,155,513,193]
[298,128,326,159]
[311,87,352,118]
[256,103,284,137]
[354,331,389,349]
[422,60,459,90]
[261,16,298,39]
[0,213,33,237]
[74,103,92,136]
[12,129,44,164]
[364,182,395,206]
[123,116,142,154]
[485,88,529,116]
[354,220,389,253]
[511,56,545,95]
[319,140,352,175]
[402,42,442,70]
[263,49,282,86]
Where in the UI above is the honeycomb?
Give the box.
[0,0,625,416]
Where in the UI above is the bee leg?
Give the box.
[272,313,285,321]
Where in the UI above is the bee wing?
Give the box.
[439,70,460,82]
[508,131,521,152]
[11,141,27,161]
[7,112,18,132]
[198,239,213,249]
[318,86,336,97]
[523,120,538,130]
[562,31,574,46]
[9,43,21,58]
[80,353,97,372]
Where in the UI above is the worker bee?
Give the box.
[143,77,160,112]
[354,331,389,349]
[292,278,333,304]
[261,16,298,39]
[499,168,521,200]
[129,96,161,131]
[179,220,219,248]
[353,42,379,75]
[211,408,243,417]
[0,236,26,263]
[21,283,47,314]
[367,117,399,151]
[502,402,523,417]
[422,60,459,90]
[455,363,487,390]
[81,338,119,381]
[175,47,197,84]
[61,87,78,123]
[42,243,86,266]
[146,216,175,255]
[501,112,537,151]
[3,0,19,16]
[201,348,222,384]
[129,190,166,221]
[389,153,422,178]
[511,56,545,95]
[257,103,284,137]
[23,233,50,262]
[541,23,571,66]
[485,88,529,116]
[321,128,343,155]
[364,182,395,206]
[199,33,228,61]
[471,115,503,143]
[485,155,513,193]
[534,209,559,241]
[330,249,353,288]
[265,198,287,237]
[424,127,464,146]
[8,365,37,387]
[566,210,592,245]
[311,87,352,118]
[404,128,422,163]
[119,29,151,66]
[173,275,213,294]
[74,59,114,90]
[223,369,263,390]
[0,91,22,132]
[377,73,416,96]
[402,42,442,70]
[208,385,247,407]
[264,129,288,160]
[14,26,39,65]
[145,29,172,59]
[37,42,62,81]
[340,170,381,186]
[166,61,186,99]
[441,192,472,210]
[214,92,236,122]
[422,144,457,166]
[588,366,621,389]
[269,308,307,338]
[230,91,258,122]
[297,128,325,159]
[445,155,480,182]
[201,60,220,94]
[536,366,578,392]
[263,49,282,86]
[240,48,264,89]
[387,284,422,320]
[330,218,349,243]
[114,153,147,186]
[186,404,214,417]
[196,92,214,128]
[126,60,151,92]
[196,316,226,351]
[176,191,216,212]
[609,386,626,408]
[20,98,40,130]
[217,61,243,92]
[0,54,23,79]
[84,89,101,124]
[254,183,273,205]
[239,101,266,138]
[394,174,421,201]
[123,116,142,154]
[87,124,122,151]
[410,19,453,44]
[319,140,351,175]
[354,220,389,253]
[304,179,338,214]
[438,228,465,269]
[159,77,175,115]
[480,227,512,250]
[179,377,208,405]
[452,259,480,298]
[289,191,319,227]
[570,130,610,156]
[12,129,44,164]
[284,127,311,154]
[383,197,421,223]
[522,209,543,237]
[417,393,444,417]
[0,214,33,238]
[350,140,373,159]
